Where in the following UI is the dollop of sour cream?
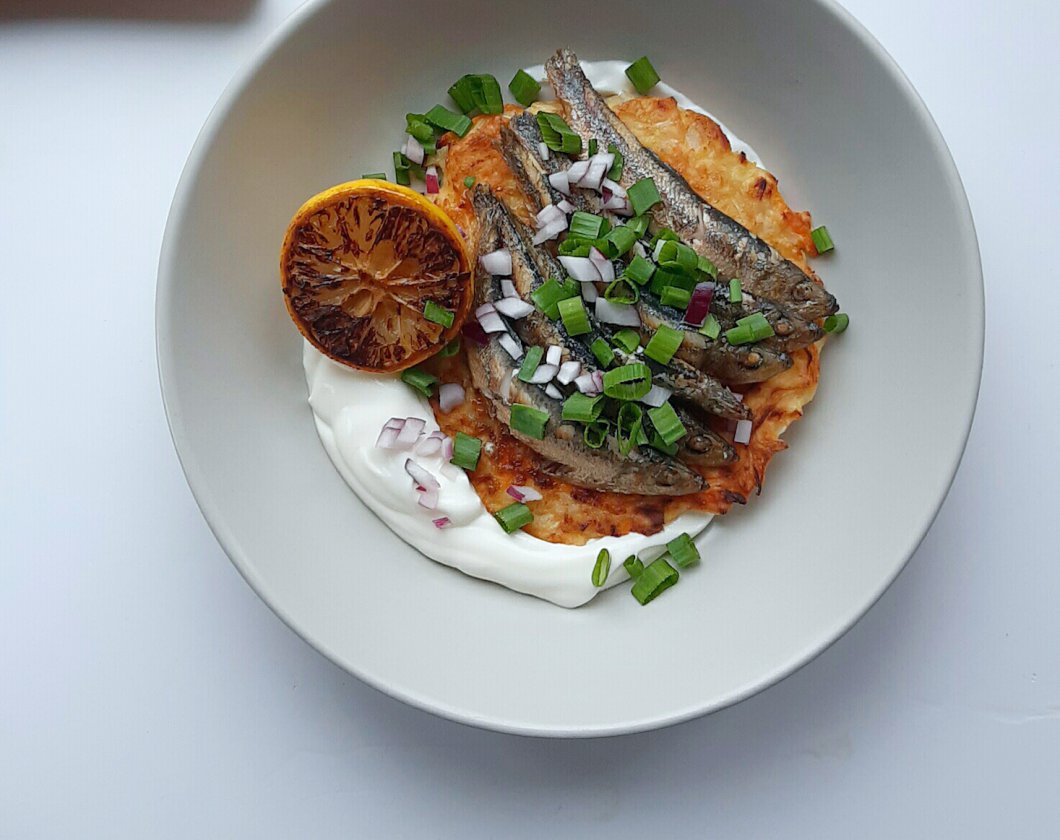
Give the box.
[304,61,760,608]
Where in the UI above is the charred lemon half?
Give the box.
[281,179,472,372]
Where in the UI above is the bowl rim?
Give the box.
[156,0,984,737]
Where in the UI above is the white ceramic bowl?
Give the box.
[157,0,982,736]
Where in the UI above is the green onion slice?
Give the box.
[362,172,387,180]
[626,215,650,239]
[438,337,461,357]
[698,313,721,340]
[697,255,718,278]
[590,337,615,368]
[583,421,609,449]
[599,225,638,259]
[508,68,541,107]
[536,111,583,154]
[517,345,544,382]
[606,143,624,181]
[824,312,850,334]
[561,392,604,423]
[604,277,640,305]
[625,56,661,95]
[736,311,775,341]
[602,363,652,401]
[463,176,476,188]
[659,286,691,310]
[623,254,656,286]
[667,532,700,568]
[729,278,742,303]
[450,431,482,471]
[725,324,755,345]
[557,296,591,336]
[494,502,533,534]
[646,401,687,446]
[611,328,641,354]
[623,555,645,580]
[400,367,437,397]
[569,211,609,240]
[643,324,684,365]
[423,300,455,328]
[650,267,696,296]
[628,177,662,217]
[630,557,679,605]
[510,404,549,439]
[616,402,644,456]
[424,104,472,137]
[592,549,611,587]
[588,138,599,157]
[811,225,835,254]
[557,237,594,257]
[531,277,578,319]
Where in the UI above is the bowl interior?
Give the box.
[158,0,982,735]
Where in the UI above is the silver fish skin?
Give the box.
[545,48,838,321]
[468,186,703,496]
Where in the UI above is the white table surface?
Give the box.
[2,1,1057,836]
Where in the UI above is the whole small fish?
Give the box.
[545,48,838,321]
[468,186,704,496]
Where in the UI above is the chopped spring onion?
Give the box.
[697,255,718,278]
[448,73,504,115]
[602,363,652,401]
[590,337,615,368]
[811,225,835,254]
[660,286,692,310]
[650,267,697,297]
[561,392,604,423]
[649,227,679,249]
[824,312,850,334]
[423,300,455,328]
[627,177,662,216]
[536,111,583,154]
[698,313,722,340]
[448,77,476,113]
[588,138,599,157]
[656,240,699,272]
[494,502,533,534]
[611,328,641,354]
[508,68,541,107]
[424,104,472,137]
[569,211,609,240]
[463,176,476,188]
[644,324,684,365]
[725,324,755,345]
[583,421,609,449]
[405,113,435,144]
[667,532,700,568]
[646,401,687,446]
[517,345,544,382]
[735,311,775,341]
[630,557,679,605]
[362,172,387,180]
[616,402,644,456]
[558,296,591,336]
[624,254,656,286]
[729,278,743,303]
[623,555,645,580]
[393,151,411,185]
[557,237,594,257]
[450,432,482,470]
[531,277,578,319]
[625,56,661,95]
[606,143,624,181]
[438,337,461,357]
[510,404,549,439]
[604,277,640,305]
[626,215,650,239]
[592,549,611,587]
[599,224,638,259]
[401,367,438,397]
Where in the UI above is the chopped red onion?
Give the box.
[595,298,641,327]
[396,417,426,448]
[566,159,590,185]
[494,297,535,319]
[375,424,402,449]
[581,281,599,302]
[538,141,550,160]
[425,166,440,195]
[507,484,544,503]
[544,383,563,399]
[438,383,465,413]
[580,153,613,191]
[403,135,425,165]
[415,430,447,455]
[417,487,440,510]
[574,372,601,395]
[600,178,627,199]
[536,204,566,228]
[531,219,567,244]
[640,384,673,407]
[589,247,615,283]
[529,364,558,384]
[462,319,489,346]
[548,171,571,196]
[442,435,454,460]
[500,278,518,299]
[556,360,581,385]
[545,345,562,366]
[479,248,512,276]
[592,370,605,391]
[405,457,440,491]
[602,193,630,213]
[498,333,523,360]
[734,419,753,445]
[559,255,600,282]
[432,516,451,529]
[683,282,715,327]
[556,199,576,214]
[475,302,507,334]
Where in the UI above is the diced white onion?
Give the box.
[494,297,535,319]
[734,419,753,445]
[544,383,563,399]
[633,241,647,259]
[595,298,641,327]
[396,417,426,448]
[479,248,512,276]
[500,279,518,299]
[640,384,673,407]
[556,199,576,214]
[556,360,581,385]
[403,135,425,165]
[566,159,590,185]
[580,153,613,191]
[498,333,523,360]
[475,303,507,334]
[499,370,515,403]
[581,281,598,302]
[438,383,465,413]
[538,141,550,160]
[545,345,562,366]
[559,255,600,282]
[529,364,558,384]
[548,171,571,196]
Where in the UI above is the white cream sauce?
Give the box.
[304,61,758,608]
